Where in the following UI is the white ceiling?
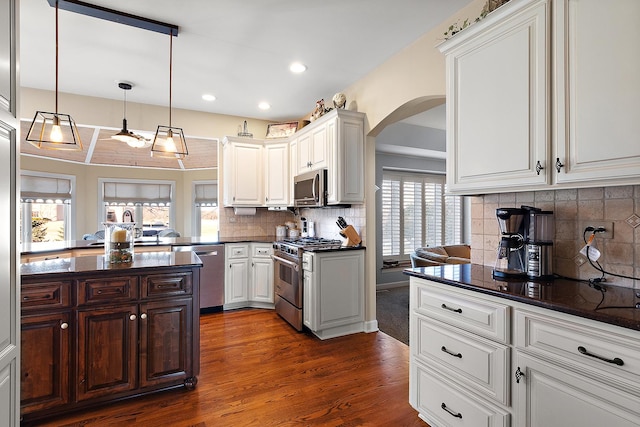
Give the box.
[20,0,471,122]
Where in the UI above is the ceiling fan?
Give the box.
[111,82,152,148]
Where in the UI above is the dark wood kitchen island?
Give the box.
[20,251,203,424]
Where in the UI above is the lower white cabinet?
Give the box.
[303,249,365,339]
[409,277,640,426]
[224,243,274,310]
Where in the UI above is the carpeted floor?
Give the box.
[376,286,409,345]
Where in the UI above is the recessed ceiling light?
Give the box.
[258,102,271,110]
[289,62,307,73]
[202,94,216,101]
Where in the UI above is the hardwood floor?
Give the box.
[30,309,426,426]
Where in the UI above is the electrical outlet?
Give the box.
[579,221,614,239]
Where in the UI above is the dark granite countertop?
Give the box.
[304,245,366,253]
[21,235,276,255]
[404,264,640,332]
[21,251,203,278]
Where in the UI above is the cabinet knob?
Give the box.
[555,157,565,173]
[140,313,147,320]
[535,161,544,175]
[129,314,137,321]
[515,366,525,383]
[60,322,69,330]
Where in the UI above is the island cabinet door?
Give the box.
[76,305,138,401]
[20,311,72,415]
[139,298,193,389]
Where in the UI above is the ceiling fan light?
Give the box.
[26,111,83,151]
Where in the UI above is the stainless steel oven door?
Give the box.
[271,253,302,308]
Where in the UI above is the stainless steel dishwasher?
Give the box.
[172,244,224,312]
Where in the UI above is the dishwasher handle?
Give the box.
[195,251,218,256]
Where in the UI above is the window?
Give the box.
[99,179,176,235]
[193,181,218,238]
[20,172,76,243]
[381,171,462,261]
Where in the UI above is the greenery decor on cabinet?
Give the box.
[443,0,512,39]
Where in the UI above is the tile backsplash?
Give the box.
[471,185,640,288]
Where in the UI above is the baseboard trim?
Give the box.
[364,319,379,333]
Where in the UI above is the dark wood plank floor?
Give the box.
[31,309,426,427]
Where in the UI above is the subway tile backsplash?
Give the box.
[471,185,640,289]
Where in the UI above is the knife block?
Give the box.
[339,225,361,246]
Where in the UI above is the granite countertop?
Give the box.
[21,251,203,278]
[404,263,640,332]
[21,235,277,255]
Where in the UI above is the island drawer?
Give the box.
[515,309,640,393]
[77,277,138,305]
[21,281,72,311]
[141,272,192,299]
[413,278,510,344]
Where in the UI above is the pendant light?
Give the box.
[112,82,150,148]
[151,32,188,159]
[26,0,82,151]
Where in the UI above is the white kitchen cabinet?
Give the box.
[326,110,365,204]
[439,0,550,194]
[222,137,263,207]
[295,124,329,174]
[440,0,640,195]
[552,0,640,186]
[224,242,274,310]
[264,141,289,207]
[303,249,365,339]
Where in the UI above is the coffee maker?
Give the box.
[493,206,554,280]
[493,207,527,278]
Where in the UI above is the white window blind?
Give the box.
[21,175,72,203]
[103,182,172,206]
[382,171,462,260]
[194,183,218,207]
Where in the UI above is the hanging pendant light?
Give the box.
[112,82,150,148]
[151,32,188,159]
[26,0,82,151]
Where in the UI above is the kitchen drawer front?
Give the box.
[252,244,273,258]
[515,309,640,394]
[413,279,510,343]
[411,359,510,427]
[226,244,248,259]
[21,281,72,311]
[141,272,192,299]
[414,314,510,405]
[77,277,138,305]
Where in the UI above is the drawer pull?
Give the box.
[441,303,462,314]
[441,346,462,359]
[577,346,624,366]
[515,366,525,383]
[441,402,462,419]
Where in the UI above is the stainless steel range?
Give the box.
[272,237,343,330]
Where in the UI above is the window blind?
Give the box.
[21,175,72,203]
[103,182,172,206]
[194,183,218,207]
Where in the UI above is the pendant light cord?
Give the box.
[55,0,59,114]
[169,32,173,126]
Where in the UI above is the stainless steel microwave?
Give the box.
[294,169,327,207]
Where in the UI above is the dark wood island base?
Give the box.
[20,251,203,424]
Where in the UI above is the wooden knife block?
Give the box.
[339,225,361,246]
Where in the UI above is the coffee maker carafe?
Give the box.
[493,208,527,278]
[526,209,554,279]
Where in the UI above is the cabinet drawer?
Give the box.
[226,244,248,259]
[515,309,640,394]
[413,279,510,343]
[414,315,510,405]
[411,359,510,427]
[77,277,138,305]
[21,281,71,311]
[252,244,273,258]
[141,272,192,298]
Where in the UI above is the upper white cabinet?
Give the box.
[553,0,640,185]
[439,0,550,194]
[295,125,329,174]
[264,141,290,206]
[326,110,365,204]
[440,0,640,194]
[222,137,263,206]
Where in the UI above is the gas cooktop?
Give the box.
[275,237,343,250]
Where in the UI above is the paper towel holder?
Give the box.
[233,207,257,216]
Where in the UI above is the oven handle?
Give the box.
[271,254,300,272]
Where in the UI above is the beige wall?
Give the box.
[471,187,640,289]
